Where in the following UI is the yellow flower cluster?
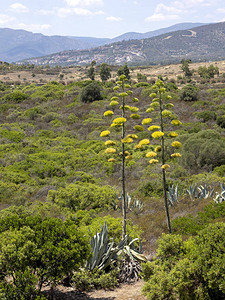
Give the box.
[155,146,161,152]
[130,113,141,119]
[119,92,128,97]
[146,108,154,113]
[111,96,119,101]
[139,139,150,146]
[149,159,159,164]
[100,130,110,137]
[171,141,182,148]
[130,106,139,112]
[105,148,116,154]
[104,110,114,117]
[121,137,133,143]
[132,97,139,102]
[113,117,127,124]
[171,119,182,126]
[167,131,178,137]
[110,101,119,106]
[152,98,160,102]
[142,118,152,125]
[108,158,116,162]
[162,110,172,118]
[171,153,181,158]
[152,131,164,138]
[104,140,116,146]
[150,102,160,108]
[146,151,157,158]
[133,125,144,131]
[148,125,160,131]
[161,164,170,170]
[127,134,138,139]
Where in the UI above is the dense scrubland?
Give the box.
[0,61,224,299]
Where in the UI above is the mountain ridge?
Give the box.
[0,23,206,63]
[18,22,225,66]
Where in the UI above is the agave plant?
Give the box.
[118,192,144,212]
[213,183,225,203]
[167,185,179,206]
[186,184,214,200]
[86,222,146,283]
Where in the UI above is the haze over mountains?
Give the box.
[0,23,206,63]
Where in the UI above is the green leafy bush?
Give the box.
[2,90,29,103]
[142,222,225,300]
[80,82,103,103]
[180,84,199,101]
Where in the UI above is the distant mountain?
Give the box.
[110,22,207,43]
[19,22,225,66]
[0,23,206,63]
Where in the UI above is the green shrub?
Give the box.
[2,90,29,103]
[142,223,225,300]
[194,110,217,122]
[80,82,103,103]
[180,84,199,101]
[216,115,225,128]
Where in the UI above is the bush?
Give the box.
[180,84,199,101]
[2,90,29,103]
[194,110,217,122]
[142,223,225,300]
[80,82,103,103]
[217,115,225,128]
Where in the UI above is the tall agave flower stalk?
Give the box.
[145,79,182,233]
[100,75,140,239]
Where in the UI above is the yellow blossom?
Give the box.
[155,146,162,152]
[108,158,116,162]
[171,141,182,148]
[130,113,141,119]
[113,117,127,124]
[152,131,164,138]
[150,93,157,98]
[150,102,160,108]
[146,108,154,113]
[111,96,119,101]
[113,86,119,91]
[135,144,143,149]
[171,153,182,158]
[148,125,160,131]
[105,140,116,146]
[133,125,144,131]
[162,110,173,118]
[142,118,152,125]
[119,92,128,97]
[104,110,114,117]
[110,101,119,106]
[161,164,170,170]
[139,139,150,146]
[132,97,139,102]
[171,119,182,126]
[121,137,133,143]
[167,131,178,137]
[146,151,157,158]
[149,159,159,164]
[125,155,133,160]
[129,106,139,112]
[127,134,138,139]
[152,98,160,102]
[105,148,116,154]
[100,130,110,137]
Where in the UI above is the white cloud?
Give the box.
[173,0,213,9]
[64,0,103,7]
[145,13,179,22]
[106,16,122,22]
[58,7,104,17]
[9,3,29,13]
[0,14,15,24]
[155,4,181,14]
[37,9,55,16]
[217,8,225,13]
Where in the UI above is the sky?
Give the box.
[0,0,225,38]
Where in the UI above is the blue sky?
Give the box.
[0,0,225,38]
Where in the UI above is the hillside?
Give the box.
[18,22,225,66]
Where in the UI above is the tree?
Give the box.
[88,60,96,80]
[180,84,199,101]
[180,59,193,77]
[100,75,140,238]
[117,63,130,80]
[79,82,103,103]
[145,79,182,233]
[0,208,90,296]
[100,63,111,82]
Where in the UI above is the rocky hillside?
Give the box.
[18,22,225,66]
